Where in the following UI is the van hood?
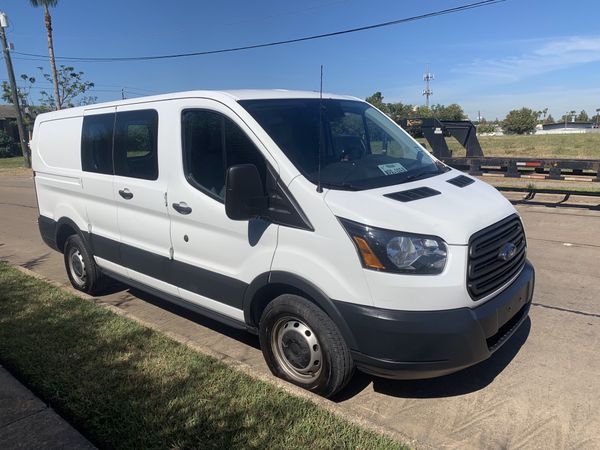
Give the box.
[323,170,517,245]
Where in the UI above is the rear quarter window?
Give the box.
[36,117,83,171]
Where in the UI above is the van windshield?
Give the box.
[239,98,447,190]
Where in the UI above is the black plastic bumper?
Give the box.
[334,260,535,379]
[38,215,59,251]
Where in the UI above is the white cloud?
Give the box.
[455,36,600,81]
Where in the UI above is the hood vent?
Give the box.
[385,187,441,202]
[447,175,475,187]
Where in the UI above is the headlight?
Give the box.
[339,217,447,275]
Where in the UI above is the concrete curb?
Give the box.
[13,264,425,449]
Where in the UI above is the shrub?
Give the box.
[0,129,20,158]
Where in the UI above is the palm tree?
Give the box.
[29,0,61,110]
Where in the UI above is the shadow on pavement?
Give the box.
[511,199,600,210]
[97,274,531,401]
[336,317,531,401]
[97,279,261,350]
[21,252,51,270]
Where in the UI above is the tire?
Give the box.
[63,234,105,295]
[259,294,354,398]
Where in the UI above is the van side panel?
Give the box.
[33,116,88,240]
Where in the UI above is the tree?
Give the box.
[545,114,555,124]
[29,0,62,110]
[37,65,96,108]
[431,103,466,121]
[477,123,496,134]
[576,110,589,122]
[1,74,40,133]
[560,110,578,123]
[386,101,414,123]
[595,108,600,126]
[502,108,538,134]
[0,130,20,158]
[1,74,35,111]
[365,92,387,112]
[412,105,432,118]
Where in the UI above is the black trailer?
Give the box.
[400,117,600,183]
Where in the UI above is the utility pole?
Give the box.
[0,12,30,168]
[422,68,434,108]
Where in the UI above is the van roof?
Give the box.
[34,89,362,121]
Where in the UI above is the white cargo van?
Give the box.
[32,90,534,397]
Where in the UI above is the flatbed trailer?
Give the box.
[399,118,600,183]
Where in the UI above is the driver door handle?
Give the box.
[118,188,133,200]
[172,201,192,215]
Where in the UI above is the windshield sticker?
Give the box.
[378,163,408,176]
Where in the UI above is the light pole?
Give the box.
[0,12,30,167]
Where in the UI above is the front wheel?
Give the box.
[259,294,354,398]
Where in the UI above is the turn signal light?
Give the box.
[352,236,385,270]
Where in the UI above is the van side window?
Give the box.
[81,113,115,175]
[114,109,158,180]
[182,110,266,202]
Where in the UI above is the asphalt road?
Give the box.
[1,172,599,449]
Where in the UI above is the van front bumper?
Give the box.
[334,260,534,379]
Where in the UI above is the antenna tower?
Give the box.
[423,68,434,108]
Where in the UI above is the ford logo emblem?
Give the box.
[498,242,517,261]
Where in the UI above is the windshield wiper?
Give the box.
[402,170,441,183]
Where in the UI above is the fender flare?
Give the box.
[243,271,358,350]
[55,217,90,252]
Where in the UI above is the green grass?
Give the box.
[0,263,405,450]
[419,133,600,159]
[0,156,26,169]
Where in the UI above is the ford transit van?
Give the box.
[32,90,534,397]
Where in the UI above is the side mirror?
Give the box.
[225,164,268,220]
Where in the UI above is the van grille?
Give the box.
[467,215,526,300]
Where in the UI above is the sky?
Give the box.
[2,0,600,120]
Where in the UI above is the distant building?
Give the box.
[0,104,44,139]
[537,121,599,135]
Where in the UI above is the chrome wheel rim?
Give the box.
[271,316,322,383]
[68,247,86,286]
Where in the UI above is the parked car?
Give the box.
[31,90,534,397]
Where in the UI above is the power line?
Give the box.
[1,78,160,94]
[13,0,505,63]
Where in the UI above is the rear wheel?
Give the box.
[259,294,354,398]
[63,234,104,295]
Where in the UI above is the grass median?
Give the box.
[0,156,26,169]
[0,263,405,449]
